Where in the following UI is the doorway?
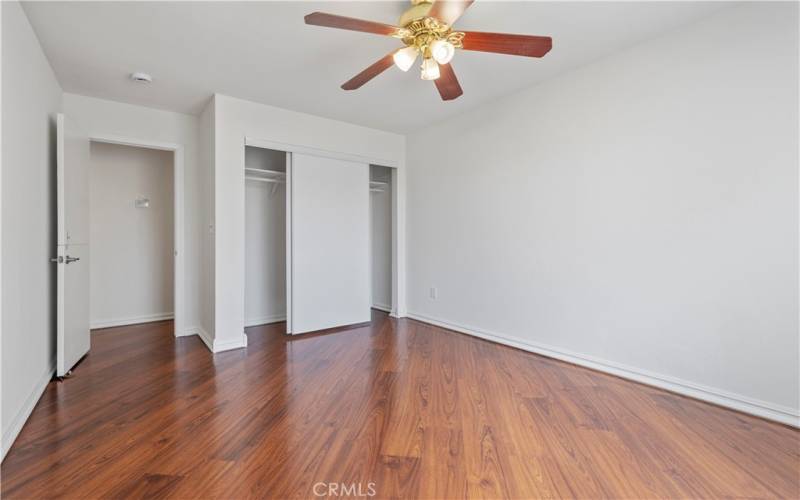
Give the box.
[370,165,393,314]
[89,142,174,329]
[88,136,185,336]
[244,145,287,327]
[243,137,404,335]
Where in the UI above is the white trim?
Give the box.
[172,147,185,338]
[183,326,247,353]
[88,134,186,339]
[90,312,173,330]
[371,303,392,313]
[214,334,248,353]
[391,167,406,317]
[245,315,286,327]
[245,137,399,169]
[407,312,800,428]
[183,325,213,351]
[176,325,199,338]
[2,361,54,461]
[368,175,373,319]
[285,152,293,334]
[89,135,181,152]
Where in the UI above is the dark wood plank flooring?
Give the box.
[2,311,798,498]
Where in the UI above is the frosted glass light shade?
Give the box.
[420,58,440,80]
[431,40,455,64]
[393,46,418,72]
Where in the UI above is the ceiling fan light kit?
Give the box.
[395,14,464,80]
[304,0,553,101]
[420,57,441,80]
[393,46,419,72]
[431,39,455,64]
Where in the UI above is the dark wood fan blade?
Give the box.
[304,12,399,36]
[461,31,552,57]
[434,63,463,101]
[428,0,474,26]
[341,53,396,90]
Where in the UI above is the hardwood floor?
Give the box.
[2,311,798,498]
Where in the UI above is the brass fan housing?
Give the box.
[399,0,434,27]
[396,2,464,58]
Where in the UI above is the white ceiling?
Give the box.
[23,1,732,133]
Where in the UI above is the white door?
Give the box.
[289,153,370,334]
[56,113,90,376]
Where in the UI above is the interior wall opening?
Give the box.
[244,145,287,327]
[89,141,174,329]
[370,165,393,314]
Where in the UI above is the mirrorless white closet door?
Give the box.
[290,153,369,334]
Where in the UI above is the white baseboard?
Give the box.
[245,314,286,327]
[182,326,246,353]
[2,361,55,461]
[390,309,406,319]
[183,325,213,352]
[215,333,247,353]
[407,312,800,428]
[175,325,197,338]
[371,303,392,313]
[91,312,174,329]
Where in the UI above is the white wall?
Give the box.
[198,98,215,342]
[62,94,209,337]
[406,3,799,425]
[89,142,173,328]
[371,166,392,311]
[212,94,406,350]
[1,0,63,458]
[244,146,285,326]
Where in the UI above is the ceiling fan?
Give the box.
[304,0,552,101]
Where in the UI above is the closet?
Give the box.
[244,145,394,334]
[370,165,393,313]
[244,146,287,327]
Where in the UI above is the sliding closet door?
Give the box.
[289,153,370,334]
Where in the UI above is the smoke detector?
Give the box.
[130,72,152,83]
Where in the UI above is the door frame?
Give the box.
[88,134,186,337]
[245,137,406,320]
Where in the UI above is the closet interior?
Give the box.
[244,145,287,327]
[370,165,393,314]
[244,149,395,333]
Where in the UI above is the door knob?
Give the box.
[65,256,80,264]
[50,256,63,263]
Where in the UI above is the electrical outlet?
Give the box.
[429,287,438,300]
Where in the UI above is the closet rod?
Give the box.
[245,167,285,177]
[246,176,284,184]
